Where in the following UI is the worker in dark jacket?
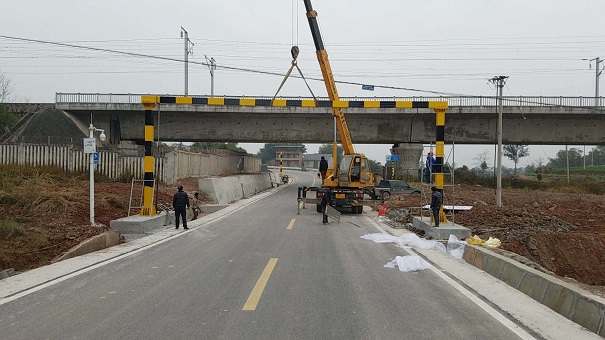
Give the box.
[319,156,329,183]
[424,151,436,183]
[430,186,442,227]
[173,185,190,230]
[320,189,332,224]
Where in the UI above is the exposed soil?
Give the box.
[0,174,207,272]
[379,182,605,296]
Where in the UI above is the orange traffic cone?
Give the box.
[378,204,387,217]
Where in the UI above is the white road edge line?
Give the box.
[366,217,536,340]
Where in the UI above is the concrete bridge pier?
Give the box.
[390,143,423,179]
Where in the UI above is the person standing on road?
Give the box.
[191,192,201,220]
[320,189,332,224]
[173,185,190,230]
[319,156,329,183]
[425,151,436,183]
[430,186,442,227]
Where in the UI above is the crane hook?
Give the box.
[291,46,299,61]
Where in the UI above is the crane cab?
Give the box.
[337,154,373,188]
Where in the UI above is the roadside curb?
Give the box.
[463,244,605,336]
[371,209,605,337]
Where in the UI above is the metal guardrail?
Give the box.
[55,93,605,108]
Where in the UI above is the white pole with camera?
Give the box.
[87,122,106,226]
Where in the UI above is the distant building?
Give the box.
[303,154,333,170]
[274,145,305,168]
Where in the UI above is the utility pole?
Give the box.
[490,75,508,208]
[205,55,216,96]
[566,145,570,183]
[181,27,194,95]
[583,57,603,107]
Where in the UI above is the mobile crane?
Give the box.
[301,0,375,214]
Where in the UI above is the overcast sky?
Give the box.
[1,1,603,168]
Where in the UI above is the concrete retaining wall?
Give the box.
[164,150,261,185]
[463,245,605,336]
[199,173,277,204]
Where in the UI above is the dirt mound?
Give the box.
[383,184,605,288]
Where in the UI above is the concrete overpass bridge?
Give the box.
[53,93,605,146]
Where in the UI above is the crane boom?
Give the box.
[303,0,355,155]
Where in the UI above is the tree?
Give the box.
[0,73,18,133]
[503,145,529,174]
[474,150,491,175]
[548,147,583,168]
[587,146,605,166]
[0,73,15,104]
[368,159,383,173]
[318,143,344,165]
[190,142,247,154]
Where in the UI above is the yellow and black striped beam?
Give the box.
[140,98,157,216]
[141,95,448,109]
[434,108,447,223]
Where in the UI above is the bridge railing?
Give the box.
[55,93,604,107]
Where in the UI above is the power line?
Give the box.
[0,34,468,96]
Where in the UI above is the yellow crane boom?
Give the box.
[303,0,354,156]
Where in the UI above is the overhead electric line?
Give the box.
[0,34,469,96]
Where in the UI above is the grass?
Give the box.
[0,220,25,239]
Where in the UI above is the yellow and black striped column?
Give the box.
[279,151,283,177]
[434,108,447,223]
[141,97,157,216]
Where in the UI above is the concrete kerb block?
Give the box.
[462,244,605,336]
[517,272,548,302]
[462,245,476,264]
[542,282,578,319]
[500,261,527,289]
[0,268,16,280]
[481,251,504,278]
[570,296,605,335]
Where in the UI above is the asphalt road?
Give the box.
[0,171,532,339]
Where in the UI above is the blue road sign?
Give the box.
[361,84,375,91]
[93,152,99,165]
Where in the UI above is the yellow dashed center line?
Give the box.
[287,218,296,230]
[242,258,278,311]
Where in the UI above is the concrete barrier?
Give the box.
[199,173,275,204]
[463,245,605,336]
[52,230,122,263]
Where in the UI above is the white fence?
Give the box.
[0,145,262,184]
[0,144,165,182]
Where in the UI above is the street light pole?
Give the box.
[490,75,508,208]
[88,122,105,226]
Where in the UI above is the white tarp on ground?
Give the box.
[361,233,447,252]
[384,255,431,272]
[361,233,467,271]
